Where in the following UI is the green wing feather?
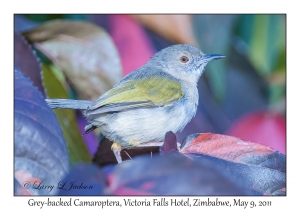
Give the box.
[87,76,183,115]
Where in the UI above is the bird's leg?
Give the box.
[123,150,133,161]
[111,142,123,164]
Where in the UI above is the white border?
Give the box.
[2,0,298,209]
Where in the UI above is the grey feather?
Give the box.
[86,101,156,115]
[45,99,92,110]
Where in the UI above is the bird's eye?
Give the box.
[180,55,189,63]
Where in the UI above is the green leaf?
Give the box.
[235,15,286,105]
[23,14,64,22]
[237,15,286,76]
[42,64,92,165]
[22,14,87,22]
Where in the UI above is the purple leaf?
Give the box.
[14,32,45,96]
[14,70,69,195]
[56,163,106,196]
[109,154,258,195]
[160,131,178,154]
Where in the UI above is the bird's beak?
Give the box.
[197,54,225,65]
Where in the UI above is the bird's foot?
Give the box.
[111,142,123,164]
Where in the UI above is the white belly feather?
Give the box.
[97,97,197,148]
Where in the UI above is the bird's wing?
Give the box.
[86,76,184,115]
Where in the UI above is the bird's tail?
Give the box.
[45,99,92,110]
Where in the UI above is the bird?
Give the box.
[46,44,225,163]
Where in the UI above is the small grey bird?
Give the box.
[46,44,225,163]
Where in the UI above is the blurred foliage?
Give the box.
[42,64,92,165]
[22,20,122,101]
[192,14,286,106]
[106,15,155,76]
[235,14,286,106]
[235,15,285,75]
[23,14,87,22]
[193,15,236,103]
[22,14,286,109]
[132,15,197,46]
[227,110,286,154]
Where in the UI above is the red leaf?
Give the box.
[180,133,275,163]
[108,15,155,75]
[226,111,286,154]
[180,133,286,195]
